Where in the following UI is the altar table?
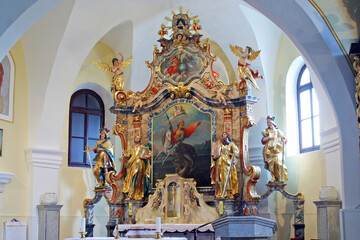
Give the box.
[64,238,187,240]
[115,224,214,233]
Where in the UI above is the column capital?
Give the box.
[25,148,65,169]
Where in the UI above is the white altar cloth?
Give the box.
[64,238,187,240]
[115,224,214,233]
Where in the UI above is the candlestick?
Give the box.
[114,219,120,239]
[79,232,87,239]
[219,201,224,215]
[129,202,133,216]
[81,217,86,233]
[156,217,161,232]
[155,231,162,239]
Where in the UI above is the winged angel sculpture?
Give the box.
[92,53,133,92]
[230,44,262,90]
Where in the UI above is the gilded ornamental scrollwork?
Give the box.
[168,83,192,99]
[353,56,360,130]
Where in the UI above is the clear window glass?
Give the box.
[68,90,104,167]
[297,65,320,153]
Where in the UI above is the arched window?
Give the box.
[297,65,320,153]
[68,89,104,167]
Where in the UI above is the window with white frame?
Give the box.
[297,65,320,152]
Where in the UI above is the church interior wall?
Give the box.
[0,39,30,236]
[21,0,74,149]
[270,32,328,239]
[58,41,117,239]
[100,20,134,91]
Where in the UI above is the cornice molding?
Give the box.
[320,127,340,154]
[25,148,65,169]
[0,172,14,192]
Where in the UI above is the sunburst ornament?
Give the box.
[158,7,202,40]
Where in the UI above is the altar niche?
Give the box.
[135,174,220,224]
[150,101,215,189]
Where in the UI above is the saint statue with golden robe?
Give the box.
[211,132,239,199]
[261,115,288,182]
[122,136,152,200]
[86,127,116,188]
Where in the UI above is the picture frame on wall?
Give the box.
[0,53,15,122]
[0,129,3,156]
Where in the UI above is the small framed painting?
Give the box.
[0,53,15,122]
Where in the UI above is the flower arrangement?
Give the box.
[115,208,123,218]
[189,188,199,208]
[152,189,162,210]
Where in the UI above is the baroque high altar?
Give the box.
[85,7,304,238]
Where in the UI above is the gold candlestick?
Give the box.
[114,220,120,239]
[79,232,87,238]
[155,232,162,239]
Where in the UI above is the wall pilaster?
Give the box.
[25,148,65,240]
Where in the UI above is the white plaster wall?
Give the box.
[0,40,30,238]
[21,0,75,148]
[273,31,335,239]
[100,20,134,91]
[0,0,64,61]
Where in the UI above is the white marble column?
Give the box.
[25,148,65,240]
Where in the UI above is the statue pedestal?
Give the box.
[313,200,342,240]
[214,199,235,216]
[37,204,63,240]
[211,216,277,240]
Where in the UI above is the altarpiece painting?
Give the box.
[151,101,214,188]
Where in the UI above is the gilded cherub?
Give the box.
[127,91,145,112]
[92,53,133,92]
[230,44,262,90]
[212,83,229,105]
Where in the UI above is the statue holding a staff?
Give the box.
[211,132,239,199]
[86,127,116,188]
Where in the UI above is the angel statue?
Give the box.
[230,44,262,90]
[92,52,133,92]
